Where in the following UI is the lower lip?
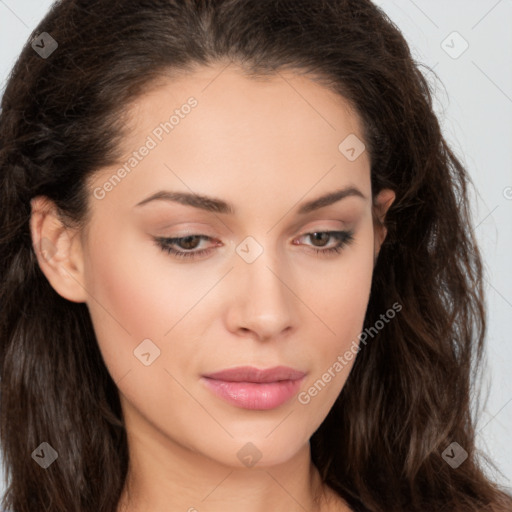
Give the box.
[201,377,304,410]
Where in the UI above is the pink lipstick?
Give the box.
[201,365,306,410]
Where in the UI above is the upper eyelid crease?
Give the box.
[134,186,366,215]
[154,230,355,262]
[156,230,353,252]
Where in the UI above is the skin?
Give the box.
[30,61,395,512]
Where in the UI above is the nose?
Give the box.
[224,250,297,341]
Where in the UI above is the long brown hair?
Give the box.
[1,1,510,511]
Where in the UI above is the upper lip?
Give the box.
[202,365,306,383]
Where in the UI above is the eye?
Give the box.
[154,235,216,259]
[153,230,355,261]
[295,230,355,256]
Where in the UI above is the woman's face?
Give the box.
[37,62,394,469]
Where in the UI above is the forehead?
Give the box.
[125,62,364,145]
[88,62,371,212]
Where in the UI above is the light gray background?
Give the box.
[0,0,511,498]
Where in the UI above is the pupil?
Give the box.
[311,232,328,246]
[181,236,200,249]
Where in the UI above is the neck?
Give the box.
[116,428,341,512]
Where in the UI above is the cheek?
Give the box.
[311,230,375,344]
[298,227,375,405]
[81,230,201,381]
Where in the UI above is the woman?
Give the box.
[0,0,510,511]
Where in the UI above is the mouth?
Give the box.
[201,365,306,410]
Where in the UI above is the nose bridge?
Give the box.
[229,236,296,337]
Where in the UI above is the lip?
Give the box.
[201,366,306,410]
[203,365,306,383]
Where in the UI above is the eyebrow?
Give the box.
[134,186,366,214]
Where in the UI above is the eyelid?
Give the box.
[153,229,355,261]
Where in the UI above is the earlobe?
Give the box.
[30,196,88,303]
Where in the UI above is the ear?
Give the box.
[29,196,88,303]
[372,188,395,263]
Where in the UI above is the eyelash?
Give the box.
[153,230,355,260]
